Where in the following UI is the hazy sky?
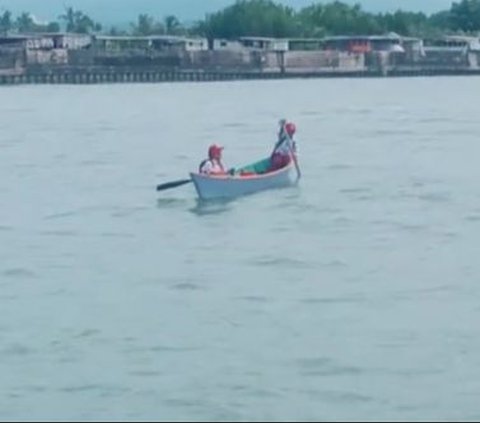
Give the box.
[0,0,455,24]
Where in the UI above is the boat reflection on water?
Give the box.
[189,197,236,217]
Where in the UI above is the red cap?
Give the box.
[208,144,224,159]
[285,122,296,136]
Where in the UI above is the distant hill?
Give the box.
[0,0,454,25]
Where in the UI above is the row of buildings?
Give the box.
[1,32,480,77]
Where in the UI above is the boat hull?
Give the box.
[190,162,298,200]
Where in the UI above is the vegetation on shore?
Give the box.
[1,0,480,39]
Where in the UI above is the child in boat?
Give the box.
[199,144,228,175]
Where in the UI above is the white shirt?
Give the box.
[200,159,226,175]
[274,135,297,156]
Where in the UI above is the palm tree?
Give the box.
[164,15,180,35]
[59,7,99,33]
[59,6,76,32]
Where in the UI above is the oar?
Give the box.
[156,179,192,192]
[289,143,301,181]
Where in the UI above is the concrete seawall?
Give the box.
[0,69,373,85]
[1,67,480,85]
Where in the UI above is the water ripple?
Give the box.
[59,384,106,393]
[0,344,36,357]
[296,358,364,377]
[464,214,480,222]
[2,268,37,279]
[249,256,314,269]
[44,211,79,220]
[157,198,191,209]
[40,230,78,237]
[169,282,203,291]
[302,388,375,404]
[236,295,271,303]
[300,296,365,305]
[417,192,452,203]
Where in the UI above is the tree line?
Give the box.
[0,7,100,34]
[1,0,480,38]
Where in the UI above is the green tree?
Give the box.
[190,0,460,39]
[0,10,12,33]
[430,10,452,30]
[131,13,166,35]
[15,12,35,33]
[46,22,61,33]
[132,13,154,35]
[108,26,127,36]
[0,10,13,34]
[60,7,75,32]
[0,0,468,40]
[200,0,298,39]
[449,0,480,32]
[14,12,61,33]
[298,2,381,36]
[59,7,101,33]
[164,15,182,35]
[377,11,431,36]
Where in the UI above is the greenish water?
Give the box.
[1,77,480,421]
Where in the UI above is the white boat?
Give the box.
[190,157,300,200]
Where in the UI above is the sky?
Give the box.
[0,0,455,24]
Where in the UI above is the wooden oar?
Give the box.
[156,179,192,192]
[289,140,302,181]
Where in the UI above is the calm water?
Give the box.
[1,77,480,422]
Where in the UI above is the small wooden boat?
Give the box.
[190,157,300,200]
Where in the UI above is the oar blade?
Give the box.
[156,179,192,192]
